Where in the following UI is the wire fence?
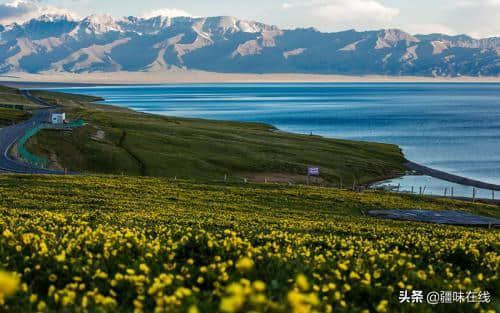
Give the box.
[17,124,49,169]
[17,119,85,169]
[375,183,497,202]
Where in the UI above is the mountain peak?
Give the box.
[375,28,419,49]
[32,14,75,23]
[79,14,121,34]
[0,15,497,76]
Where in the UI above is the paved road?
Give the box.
[406,161,500,192]
[0,91,64,174]
[368,209,500,227]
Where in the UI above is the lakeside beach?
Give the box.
[1,71,500,86]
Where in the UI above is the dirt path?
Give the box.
[118,131,146,176]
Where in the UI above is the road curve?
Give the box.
[0,91,65,174]
[406,161,500,192]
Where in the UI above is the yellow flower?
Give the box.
[296,274,310,291]
[417,270,427,280]
[235,257,254,272]
[188,305,200,313]
[220,295,245,313]
[39,242,48,255]
[2,229,13,238]
[55,251,66,262]
[37,301,47,311]
[338,262,349,271]
[252,280,266,292]
[0,271,19,303]
[29,294,38,303]
[349,271,360,280]
[287,290,302,306]
[376,300,389,313]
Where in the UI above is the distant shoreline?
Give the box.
[4,78,500,193]
[0,71,499,87]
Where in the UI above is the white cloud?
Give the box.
[141,8,192,19]
[273,0,499,38]
[444,0,500,38]
[0,0,75,24]
[405,23,457,36]
[278,0,399,30]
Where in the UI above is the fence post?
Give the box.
[444,188,447,197]
[492,190,495,201]
[451,187,454,198]
[411,186,414,194]
[472,188,476,202]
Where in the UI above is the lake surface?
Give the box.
[54,83,500,196]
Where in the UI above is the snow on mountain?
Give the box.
[34,14,75,23]
[69,14,121,37]
[0,14,497,76]
[118,16,173,34]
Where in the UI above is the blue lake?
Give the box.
[53,83,500,197]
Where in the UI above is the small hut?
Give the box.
[51,113,66,124]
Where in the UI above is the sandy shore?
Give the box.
[0,70,499,86]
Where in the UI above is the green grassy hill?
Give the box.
[24,89,406,185]
[0,86,34,126]
[0,107,30,127]
[0,175,498,313]
[0,86,44,109]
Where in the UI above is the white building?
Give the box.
[51,113,66,124]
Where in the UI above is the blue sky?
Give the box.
[0,0,498,38]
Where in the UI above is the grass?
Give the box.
[30,90,103,108]
[0,86,43,109]
[0,107,30,127]
[0,175,498,313]
[24,89,407,185]
[0,86,34,126]
[0,85,498,313]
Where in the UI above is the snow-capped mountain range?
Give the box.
[0,14,498,76]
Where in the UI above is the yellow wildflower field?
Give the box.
[0,175,498,313]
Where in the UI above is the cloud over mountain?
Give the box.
[141,8,193,19]
[446,0,500,38]
[279,0,399,30]
[0,0,75,24]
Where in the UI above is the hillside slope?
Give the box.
[24,89,406,185]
